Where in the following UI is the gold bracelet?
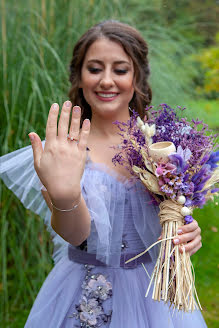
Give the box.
[51,194,82,212]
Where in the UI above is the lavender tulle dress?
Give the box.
[0,144,207,328]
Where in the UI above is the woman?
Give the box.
[0,20,205,327]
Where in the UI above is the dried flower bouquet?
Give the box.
[113,104,219,312]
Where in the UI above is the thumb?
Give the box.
[28,132,43,169]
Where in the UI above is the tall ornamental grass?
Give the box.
[0,0,216,326]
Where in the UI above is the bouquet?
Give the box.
[113,104,219,312]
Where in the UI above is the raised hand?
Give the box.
[29,101,90,207]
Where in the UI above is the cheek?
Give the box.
[119,78,135,102]
[118,74,134,91]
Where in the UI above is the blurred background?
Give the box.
[0,0,218,327]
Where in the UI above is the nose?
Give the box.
[99,69,114,89]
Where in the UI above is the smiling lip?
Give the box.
[95,92,119,102]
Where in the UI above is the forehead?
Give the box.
[83,37,133,64]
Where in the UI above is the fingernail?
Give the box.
[177,229,183,234]
[65,100,71,107]
[174,238,179,244]
[53,103,58,109]
[84,119,90,126]
[74,106,80,113]
[28,134,34,141]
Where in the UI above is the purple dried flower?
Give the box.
[206,151,219,170]
[191,192,207,208]
[211,188,219,193]
[184,215,194,224]
[113,104,218,210]
[168,153,186,173]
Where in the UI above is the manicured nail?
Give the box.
[53,103,58,109]
[74,106,80,113]
[174,238,179,244]
[84,119,90,126]
[28,134,34,141]
[65,100,71,107]
[177,229,183,234]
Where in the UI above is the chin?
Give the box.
[93,104,128,118]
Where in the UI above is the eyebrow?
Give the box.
[87,59,131,66]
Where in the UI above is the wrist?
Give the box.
[50,190,82,210]
[51,194,82,212]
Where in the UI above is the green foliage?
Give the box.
[184,99,219,131]
[193,33,219,99]
[0,0,218,326]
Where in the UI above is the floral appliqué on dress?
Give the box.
[70,265,112,327]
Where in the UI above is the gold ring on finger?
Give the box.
[67,134,79,142]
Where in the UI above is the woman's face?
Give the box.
[80,38,134,119]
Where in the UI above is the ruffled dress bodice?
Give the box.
[79,158,161,267]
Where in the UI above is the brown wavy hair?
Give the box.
[69,20,152,121]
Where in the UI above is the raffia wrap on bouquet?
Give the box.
[155,200,200,311]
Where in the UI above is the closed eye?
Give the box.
[115,69,128,74]
[88,67,101,74]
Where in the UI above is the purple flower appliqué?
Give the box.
[86,274,112,301]
[72,266,112,327]
[79,296,103,326]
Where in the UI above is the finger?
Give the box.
[177,219,199,235]
[78,119,90,152]
[157,232,163,240]
[69,106,81,139]
[46,103,59,142]
[179,235,202,254]
[189,242,202,256]
[58,101,72,139]
[173,228,200,245]
[28,132,43,169]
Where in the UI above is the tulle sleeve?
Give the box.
[81,160,162,267]
[0,142,68,264]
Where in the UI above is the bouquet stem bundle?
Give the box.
[150,200,201,311]
[126,199,201,311]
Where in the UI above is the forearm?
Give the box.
[50,194,91,246]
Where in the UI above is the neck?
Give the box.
[90,109,130,140]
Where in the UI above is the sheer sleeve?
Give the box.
[81,160,162,267]
[0,142,68,264]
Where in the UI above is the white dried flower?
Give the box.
[137,116,144,128]
[177,195,186,205]
[181,207,192,216]
[141,125,146,133]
